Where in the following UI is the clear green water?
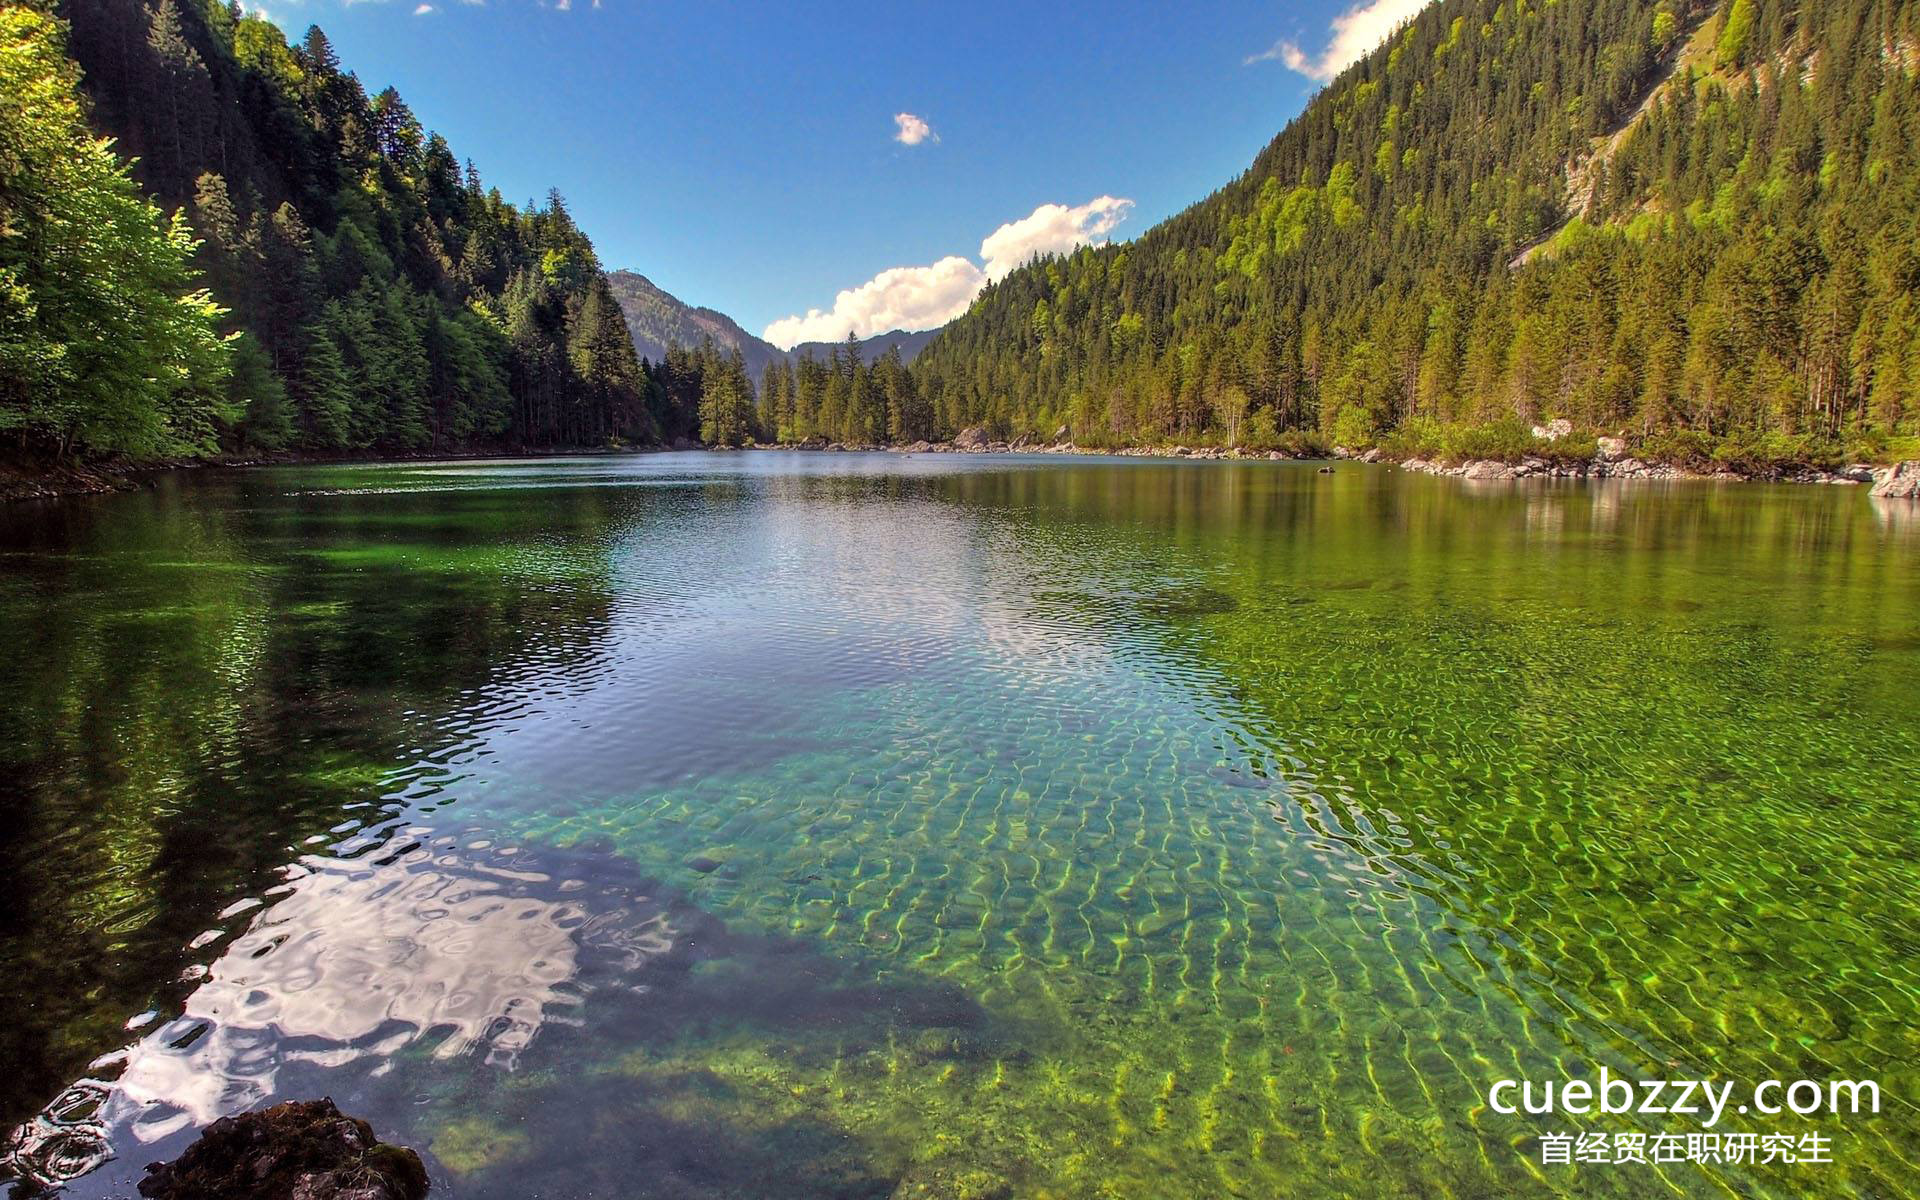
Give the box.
[1,453,1917,1199]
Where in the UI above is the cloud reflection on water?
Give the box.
[7,827,682,1185]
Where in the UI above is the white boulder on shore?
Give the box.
[1872,461,1920,499]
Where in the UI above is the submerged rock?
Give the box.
[1871,461,1920,499]
[138,1099,428,1200]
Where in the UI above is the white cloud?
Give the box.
[761,196,1134,349]
[980,196,1133,281]
[893,112,936,146]
[1247,0,1433,82]
[763,258,986,349]
[413,2,434,12]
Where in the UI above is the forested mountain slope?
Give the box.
[912,0,1920,466]
[53,0,655,454]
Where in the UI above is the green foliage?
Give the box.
[1241,406,1280,448]
[1714,0,1754,67]
[1265,427,1331,456]
[1380,417,1598,464]
[295,326,354,448]
[0,6,230,458]
[1540,433,1602,465]
[228,333,292,451]
[1651,6,1679,49]
[1637,427,1718,468]
[1707,429,1843,471]
[697,348,752,446]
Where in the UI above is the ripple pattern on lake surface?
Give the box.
[2,453,1918,1200]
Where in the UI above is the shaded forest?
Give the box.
[6,0,676,460]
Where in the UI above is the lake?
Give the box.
[1,451,1916,1199]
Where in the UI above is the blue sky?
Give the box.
[259,0,1426,346]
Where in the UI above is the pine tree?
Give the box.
[229,332,292,450]
[145,0,208,186]
[295,324,354,448]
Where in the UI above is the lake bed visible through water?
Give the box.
[2,452,1916,1199]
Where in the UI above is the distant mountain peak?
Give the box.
[606,270,940,378]
[605,270,785,378]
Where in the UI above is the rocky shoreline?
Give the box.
[763,428,1918,496]
[1386,437,1883,488]
[9,436,1919,503]
[0,456,176,503]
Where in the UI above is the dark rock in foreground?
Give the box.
[139,1099,428,1200]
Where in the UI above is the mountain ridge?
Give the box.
[606,269,940,380]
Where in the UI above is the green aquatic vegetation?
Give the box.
[425,1116,531,1177]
